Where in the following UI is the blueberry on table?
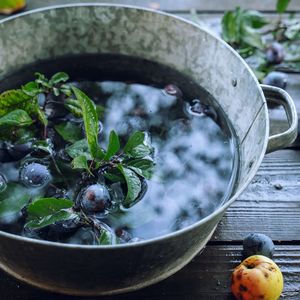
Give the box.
[262,71,287,90]
[243,233,275,259]
[79,183,112,214]
[265,42,285,64]
[20,162,51,187]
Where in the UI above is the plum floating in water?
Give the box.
[79,184,112,214]
[20,162,51,188]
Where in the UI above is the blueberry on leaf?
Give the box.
[243,233,275,259]
[20,162,51,188]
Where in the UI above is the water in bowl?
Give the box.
[0,54,238,244]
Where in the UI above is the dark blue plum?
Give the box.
[79,183,112,214]
[0,142,12,163]
[243,233,275,259]
[66,227,98,245]
[7,142,32,161]
[49,215,81,235]
[263,72,287,90]
[20,162,51,187]
[266,42,285,64]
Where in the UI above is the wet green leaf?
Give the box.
[26,197,75,229]
[98,226,116,245]
[55,122,82,143]
[118,165,141,208]
[124,131,152,158]
[65,139,91,160]
[26,210,75,229]
[0,183,30,220]
[0,89,32,117]
[125,158,154,179]
[22,81,41,97]
[72,86,99,159]
[104,168,126,183]
[104,130,120,161]
[27,198,74,218]
[50,72,69,85]
[0,109,33,128]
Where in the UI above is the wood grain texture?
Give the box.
[0,245,299,299]
[214,150,300,241]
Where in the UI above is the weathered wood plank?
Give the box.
[0,245,299,299]
[22,0,300,13]
[214,150,300,241]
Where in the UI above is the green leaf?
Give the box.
[72,86,99,159]
[0,183,30,220]
[35,72,51,88]
[118,165,141,208]
[36,106,48,126]
[26,210,74,229]
[222,10,239,43]
[50,72,69,85]
[241,24,264,49]
[125,158,154,179]
[33,140,53,154]
[55,122,82,143]
[221,7,267,50]
[124,131,152,158]
[22,81,41,97]
[65,139,91,160]
[26,197,75,229]
[0,109,33,128]
[104,130,120,161]
[104,168,126,183]
[71,155,94,175]
[244,10,268,29]
[0,89,32,117]
[27,198,74,218]
[98,226,116,245]
[277,0,291,13]
[64,99,82,118]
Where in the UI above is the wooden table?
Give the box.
[1,1,300,299]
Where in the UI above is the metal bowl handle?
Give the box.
[261,84,298,154]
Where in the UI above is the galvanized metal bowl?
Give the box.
[0,4,297,296]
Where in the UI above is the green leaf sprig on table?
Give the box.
[220,0,300,81]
